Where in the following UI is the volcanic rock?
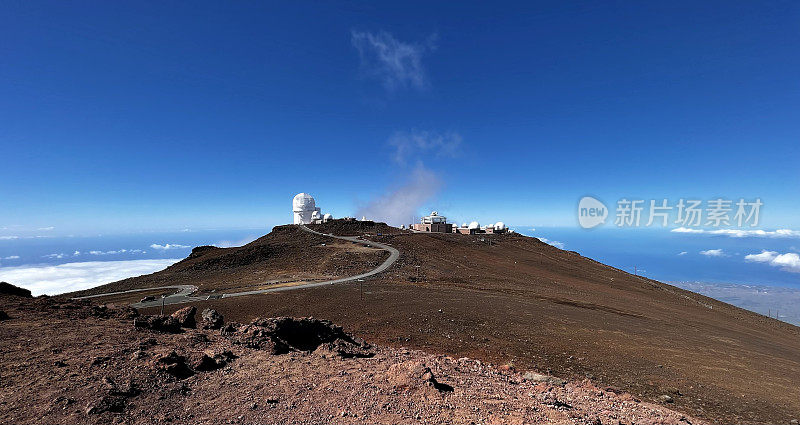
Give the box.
[201,308,224,329]
[191,350,236,372]
[171,306,197,328]
[228,317,373,357]
[0,310,9,321]
[134,315,181,333]
[156,351,194,379]
[387,360,453,392]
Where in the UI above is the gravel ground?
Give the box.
[0,295,700,425]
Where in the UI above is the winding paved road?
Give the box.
[73,225,400,309]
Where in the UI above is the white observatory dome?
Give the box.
[461,223,468,228]
[468,221,480,230]
[323,213,333,220]
[292,193,315,212]
[311,210,321,219]
[494,221,506,230]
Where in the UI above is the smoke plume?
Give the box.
[356,163,442,226]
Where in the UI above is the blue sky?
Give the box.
[1,1,798,235]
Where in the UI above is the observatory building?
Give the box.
[292,193,332,224]
[411,211,452,233]
[409,211,508,234]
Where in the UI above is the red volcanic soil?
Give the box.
[121,222,800,424]
[0,294,700,425]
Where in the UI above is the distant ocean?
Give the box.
[0,228,263,296]
[1,225,798,326]
[520,227,800,325]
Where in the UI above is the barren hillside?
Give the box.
[57,222,800,423]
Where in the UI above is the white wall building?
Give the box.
[292,193,321,224]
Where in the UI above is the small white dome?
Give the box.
[311,210,321,219]
[292,193,315,212]
[323,213,333,220]
[461,223,468,228]
[468,221,480,230]
[494,221,506,230]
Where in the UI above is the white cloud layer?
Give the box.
[745,250,800,273]
[0,259,180,296]
[2,255,20,260]
[537,237,565,249]
[700,249,725,257]
[672,227,800,238]
[150,243,190,250]
[351,30,434,91]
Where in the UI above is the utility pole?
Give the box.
[160,295,166,315]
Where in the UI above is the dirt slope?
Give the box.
[0,295,700,425]
[82,222,800,423]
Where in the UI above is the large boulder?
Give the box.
[170,306,197,328]
[227,317,373,357]
[133,315,181,333]
[201,309,224,329]
[0,282,32,298]
[0,310,9,321]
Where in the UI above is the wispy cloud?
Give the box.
[0,259,180,296]
[678,251,688,256]
[389,130,462,165]
[0,236,19,240]
[351,30,435,91]
[37,226,54,231]
[2,255,20,260]
[672,227,800,238]
[150,243,190,250]
[745,250,800,273]
[43,253,66,259]
[700,249,725,257]
[537,237,565,249]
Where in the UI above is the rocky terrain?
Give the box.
[0,292,700,424]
